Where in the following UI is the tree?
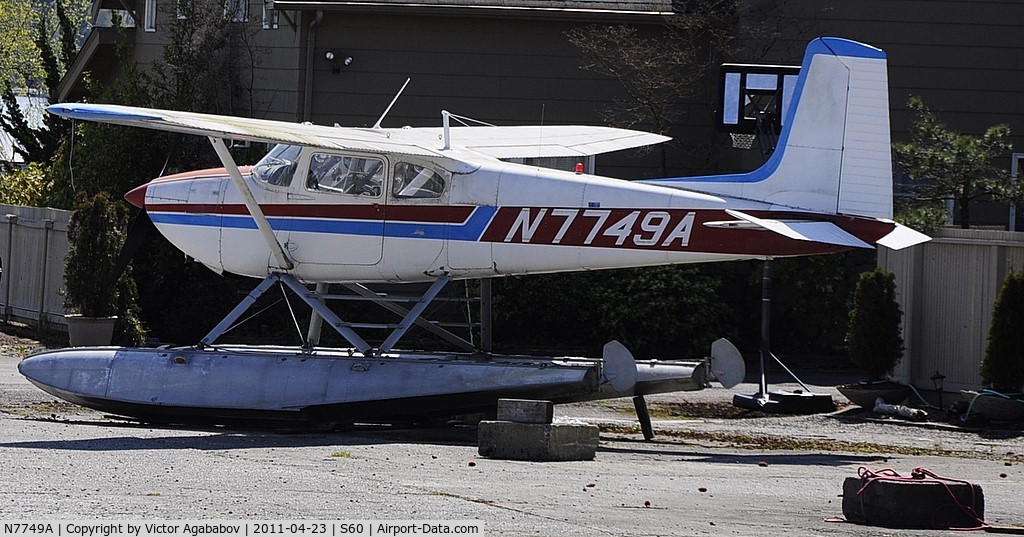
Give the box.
[893,96,1013,229]
[43,1,272,344]
[0,0,89,166]
[566,0,805,176]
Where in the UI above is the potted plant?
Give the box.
[837,268,910,408]
[63,192,127,346]
[966,271,1024,421]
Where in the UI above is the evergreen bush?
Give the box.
[845,269,904,381]
[63,192,145,345]
[982,271,1024,393]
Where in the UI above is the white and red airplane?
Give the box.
[19,37,926,427]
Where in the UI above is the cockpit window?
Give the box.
[252,144,301,187]
[393,162,447,199]
[306,153,384,198]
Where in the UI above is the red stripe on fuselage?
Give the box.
[479,207,894,255]
[145,203,476,223]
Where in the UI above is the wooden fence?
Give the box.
[0,204,71,332]
[879,228,1024,393]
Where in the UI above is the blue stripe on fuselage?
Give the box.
[148,205,497,241]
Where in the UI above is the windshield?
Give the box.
[252,144,302,187]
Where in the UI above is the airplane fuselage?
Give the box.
[130,149,894,283]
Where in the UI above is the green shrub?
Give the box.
[845,269,904,380]
[63,191,145,345]
[982,271,1024,393]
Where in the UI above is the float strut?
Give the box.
[378,275,450,353]
[633,395,655,441]
[200,274,279,346]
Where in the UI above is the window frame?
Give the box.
[224,0,248,22]
[144,0,157,31]
[390,161,449,200]
[305,151,387,199]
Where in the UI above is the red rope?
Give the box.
[854,466,988,531]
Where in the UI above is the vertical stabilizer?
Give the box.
[645,38,893,220]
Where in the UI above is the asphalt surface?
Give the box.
[1,347,1022,536]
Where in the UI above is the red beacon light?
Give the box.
[575,162,584,175]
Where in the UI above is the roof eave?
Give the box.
[268,1,674,21]
[56,27,127,103]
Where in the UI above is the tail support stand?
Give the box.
[733,259,836,414]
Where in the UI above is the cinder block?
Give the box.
[496,398,554,424]
[478,421,599,461]
[842,476,984,529]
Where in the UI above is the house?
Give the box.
[57,0,681,179]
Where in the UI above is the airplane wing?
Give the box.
[47,103,670,161]
[47,103,447,158]
[414,125,672,159]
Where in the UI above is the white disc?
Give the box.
[602,340,638,393]
[710,338,746,389]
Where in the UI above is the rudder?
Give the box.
[645,38,893,220]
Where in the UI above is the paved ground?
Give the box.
[1,339,1022,536]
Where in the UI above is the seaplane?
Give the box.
[19,37,927,429]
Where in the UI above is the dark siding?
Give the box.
[113,0,1024,191]
[768,1,1024,148]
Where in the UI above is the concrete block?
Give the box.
[842,476,984,529]
[496,398,554,424]
[478,421,599,461]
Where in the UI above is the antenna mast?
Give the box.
[372,77,411,130]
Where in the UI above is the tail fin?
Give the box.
[646,38,893,219]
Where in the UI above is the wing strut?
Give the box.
[209,136,295,270]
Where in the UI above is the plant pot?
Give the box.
[960,390,1024,422]
[837,382,911,409]
[65,314,117,347]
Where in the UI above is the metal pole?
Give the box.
[1011,153,1022,232]
[4,214,16,323]
[759,259,771,400]
[305,282,329,346]
[480,278,492,352]
[37,219,53,331]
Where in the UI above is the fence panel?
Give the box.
[0,204,72,332]
[880,228,1024,393]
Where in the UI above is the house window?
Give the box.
[262,0,278,29]
[144,0,157,31]
[225,0,247,22]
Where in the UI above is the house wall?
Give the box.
[768,1,1024,227]
[302,11,679,179]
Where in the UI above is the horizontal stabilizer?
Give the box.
[713,209,873,249]
[876,222,931,250]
